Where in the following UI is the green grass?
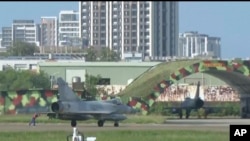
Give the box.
[0,130,228,141]
[0,114,167,124]
[119,59,201,101]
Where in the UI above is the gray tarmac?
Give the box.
[1,119,249,132]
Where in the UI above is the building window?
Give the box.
[94,33,98,37]
[132,39,137,44]
[132,4,137,9]
[94,12,98,17]
[94,40,98,45]
[132,32,136,36]
[125,25,130,30]
[124,39,129,44]
[94,19,98,24]
[101,40,105,45]
[101,19,106,23]
[101,12,106,17]
[101,5,105,10]
[101,26,106,30]
[124,32,129,37]
[125,18,129,23]
[132,18,137,23]
[132,25,137,30]
[101,33,106,37]
[125,11,130,16]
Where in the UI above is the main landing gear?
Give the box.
[97,120,119,127]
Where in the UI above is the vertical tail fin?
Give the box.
[57,77,81,101]
[194,81,200,99]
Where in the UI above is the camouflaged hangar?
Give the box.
[2,59,250,118]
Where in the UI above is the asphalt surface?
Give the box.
[1,119,249,132]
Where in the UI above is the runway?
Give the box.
[1,119,249,132]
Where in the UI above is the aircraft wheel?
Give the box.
[114,122,119,127]
[179,110,183,119]
[98,120,104,127]
[71,120,77,127]
[185,109,190,119]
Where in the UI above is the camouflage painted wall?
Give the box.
[0,89,119,115]
[0,90,84,114]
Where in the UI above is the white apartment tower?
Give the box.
[40,17,58,47]
[12,20,40,46]
[178,31,221,58]
[79,1,179,60]
[58,10,80,47]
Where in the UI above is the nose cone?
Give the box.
[117,104,140,114]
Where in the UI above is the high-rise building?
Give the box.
[79,1,179,60]
[1,27,12,47]
[178,31,221,58]
[12,20,40,46]
[58,10,80,47]
[40,17,58,47]
[0,33,2,48]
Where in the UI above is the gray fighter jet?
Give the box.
[46,77,136,127]
[164,81,204,119]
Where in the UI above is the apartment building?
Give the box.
[1,27,12,47]
[0,33,2,48]
[12,20,40,46]
[178,31,221,58]
[79,1,179,60]
[40,17,58,47]
[58,10,80,47]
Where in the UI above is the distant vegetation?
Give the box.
[84,46,120,61]
[4,41,39,56]
[0,69,50,91]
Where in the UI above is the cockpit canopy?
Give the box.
[111,98,122,105]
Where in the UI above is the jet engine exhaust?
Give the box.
[51,102,63,112]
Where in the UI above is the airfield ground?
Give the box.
[0,119,247,132]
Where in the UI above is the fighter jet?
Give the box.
[164,81,204,119]
[46,77,136,127]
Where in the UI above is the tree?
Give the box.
[99,47,120,61]
[0,69,50,90]
[85,46,97,61]
[8,41,39,56]
[30,71,50,89]
[84,74,101,98]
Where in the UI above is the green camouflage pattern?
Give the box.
[0,89,119,115]
[0,90,85,114]
[127,60,250,115]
